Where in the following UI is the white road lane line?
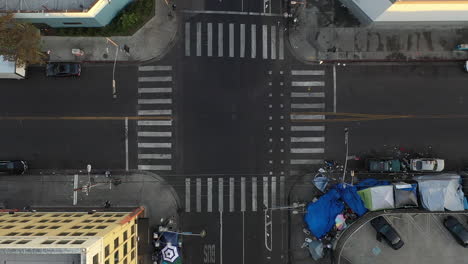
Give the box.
[218,23,223,57]
[207,23,213,57]
[290,148,325,154]
[229,177,234,212]
[262,25,268,59]
[241,177,246,211]
[270,26,276,60]
[138,154,171,159]
[138,88,172,93]
[196,178,202,212]
[251,24,256,58]
[138,142,171,148]
[271,176,276,208]
[291,81,324,86]
[333,64,337,113]
[197,22,202,56]
[240,24,245,58]
[290,114,325,120]
[279,27,284,60]
[137,120,172,126]
[125,117,129,171]
[138,165,172,170]
[229,23,234,57]
[290,159,323,165]
[263,177,269,208]
[185,22,190,56]
[138,110,172,115]
[138,66,172,71]
[291,103,325,109]
[291,125,325,131]
[138,76,172,82]
[290,137,325,142]
[252,177,257,211]
[208,178,213,212]
[219,178,224,212]
[291,92,325,98]
[185,178,190,212]
[138,99,172,104]
[291,70,325,75]
[137,131,172,137]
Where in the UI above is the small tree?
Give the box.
[0,13,46,66]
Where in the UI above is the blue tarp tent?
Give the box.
[304,189,344,238]
[335,183,368,216]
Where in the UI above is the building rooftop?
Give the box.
[0,0,97,13]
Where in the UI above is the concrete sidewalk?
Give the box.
[41,0,178,62]
[288,4,468,62]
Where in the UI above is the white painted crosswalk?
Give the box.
[184,21,284,60]
[137,65,174,173]
[289,69,327,174]
[184,176,285,213]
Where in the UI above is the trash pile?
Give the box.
[302,170,467,260]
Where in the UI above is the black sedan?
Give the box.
[444,216,468,247]
[46,63,81,77]
[0,160,28,175]
[370,216,405,250]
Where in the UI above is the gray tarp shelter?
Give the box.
[414,174,465,211]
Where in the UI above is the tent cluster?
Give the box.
[304,174,466,239]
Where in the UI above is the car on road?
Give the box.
[410,158,444,172]
[0,160,27,175]
[46,63,81,77]
[367,159,401,172]
[444,216,468,247]
[370,216,405,250]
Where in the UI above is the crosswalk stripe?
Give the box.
[138,120,172,126]
[291,137,325,142]
[291,159,323,165]
[207,178,213,212]
[229,177,235,212]
[271,176,276,208]
[290,148,324,153]
[196,178,201,212]
[138,76,172,82]
[279,28,284,60]
[137,131,172,137]
[207,23,213,57]
[291,114,325,120]
[139,66,172,71]
[291,92,325,98]
[252,177,257,211]
[185,22,190,56]
[138,165,172,170]
[263,177,269,208]
[218,178,224,212]
[251,24,256,59]
[197,22,202,56]
[292,81,325,86]
[138,110,172,115]
[240,24,245,58]
[291,103,325,109]
[229,23,234,57]
[291,125,325,131]
[138,154,171,159]
[138,99,172,104]
[291,70,325,75]
[241,177,246,212]
[280,176,285,206]
[262,25,268,59]
[218,23,223,57]
[271,26,276,60]
[185,178,191,212]
[138,88,172,93]
[138,142,171,148]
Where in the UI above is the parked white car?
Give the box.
[410,158,445,172]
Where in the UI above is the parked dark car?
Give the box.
[0,160,28,175]
[444,216,468,247]
[46,63,81,77]
[367,159,401,172]
[370,216,404,250]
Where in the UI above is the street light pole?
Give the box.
[342,128,349,183]
[106,37,119,99]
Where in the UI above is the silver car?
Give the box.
[410,158,444,172]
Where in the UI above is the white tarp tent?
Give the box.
[414,174,465,211]
[0,55,26,79]
[357,185,395,211]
